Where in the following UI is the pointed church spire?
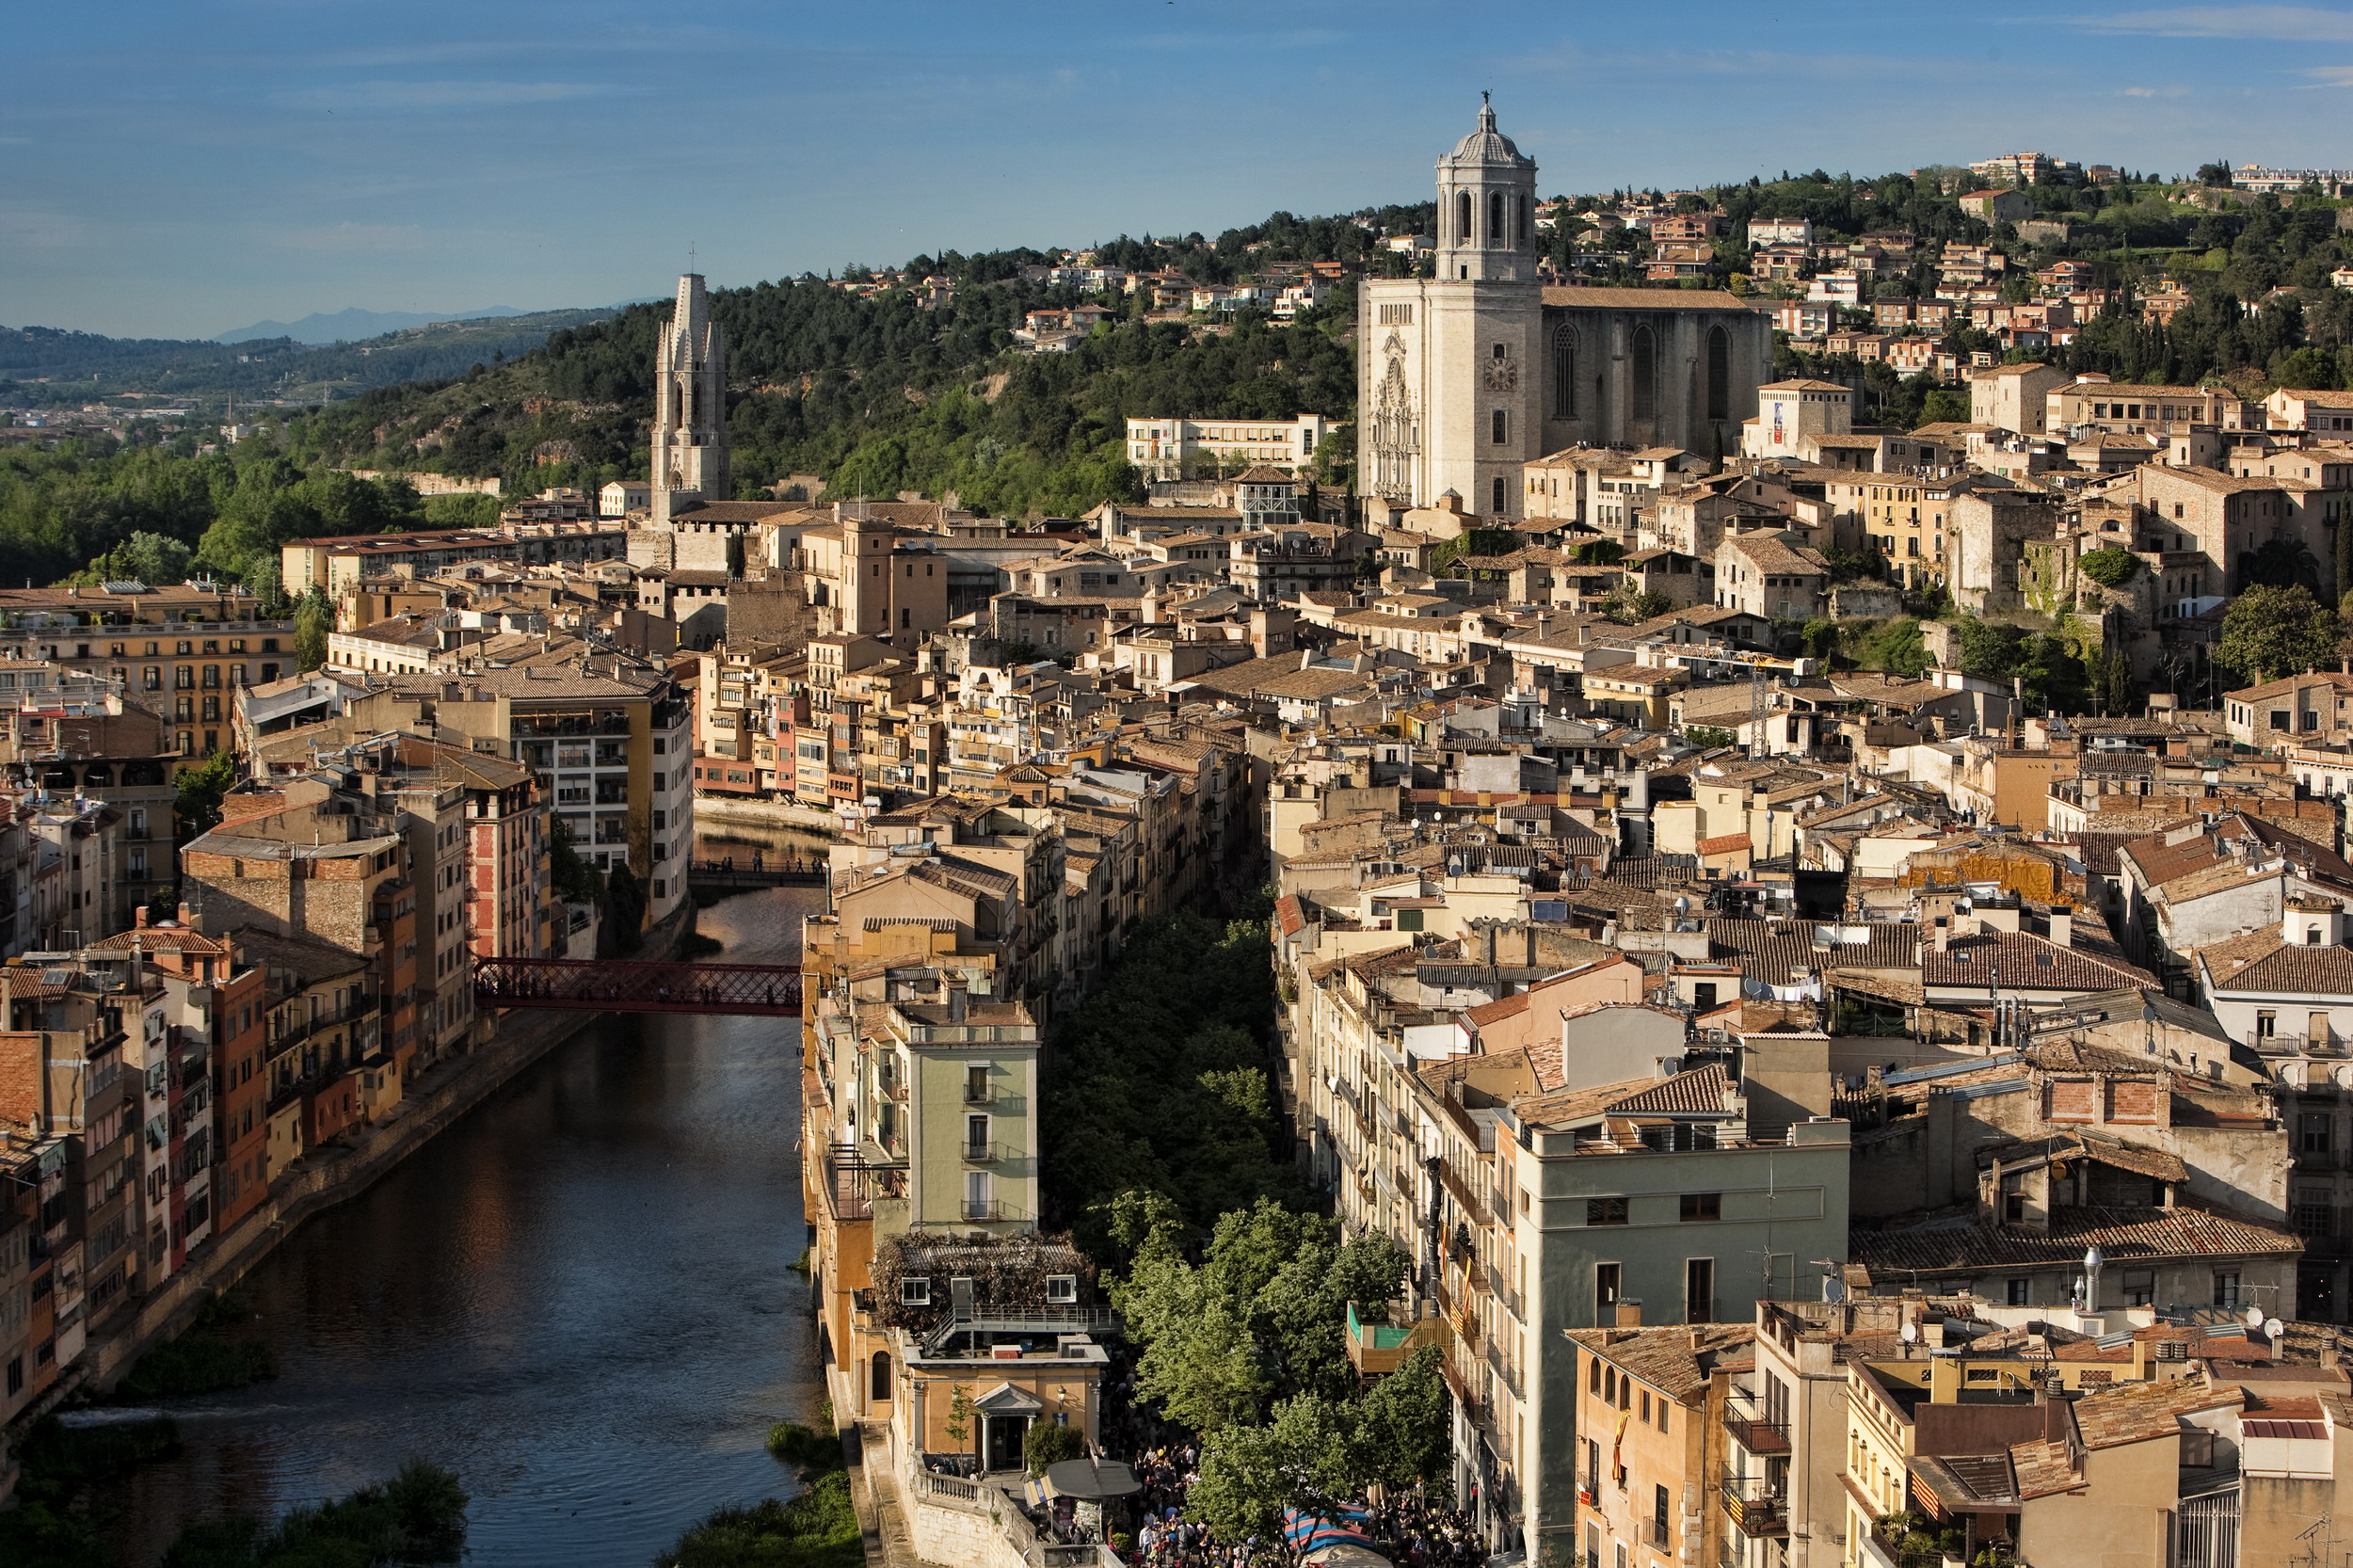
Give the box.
[649,272,729,526]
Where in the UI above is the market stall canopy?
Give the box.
[1045,1458,1143,1500]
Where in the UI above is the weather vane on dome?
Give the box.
[1481,89,1491,107]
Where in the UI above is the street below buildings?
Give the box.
[109,882,828,1566]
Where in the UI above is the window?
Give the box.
[1493,408,1509,445]
[1589,1358,1603,1394]
[1456,191,1473,246]
[2213,1271,2241,1308]
[1594,1262,1621,1316]
[1680,1192,1720,1223]
[1705,325,1730,423]
[1630,325,1657,423]
[1489,191,1505,248]
[965,1063,990,1103]
[1046,1274,1079,1304]
[1492,476,1507,514]
[1686,1256,1715,1323]
[1587,1196,1629,1225]
[872,1350,892,1402]
[899,1276,932,1305]
[1550,325,1577,419]
[2007,1277,2031,1306]
[965,1113,990,1159]
[2302,1112,2332,1155]
[2259,1010,2278,1039]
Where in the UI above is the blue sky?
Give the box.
[7,1,2352,339]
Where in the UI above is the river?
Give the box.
[114,869,830,1567]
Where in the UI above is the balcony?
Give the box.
[2255,1033,2350,1059]
[960,1140,1000,1164]
[1721,1477,1788,1538]
[1343,1302,1447,1376]
[1723,1416,1790,1455]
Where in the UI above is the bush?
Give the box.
[1683,726,1740,750]
[2078,546,2139,587]
[1024,1420,1088,1477]
[114,1333,277,1400]
[0,1416,182,1567]
[766,1420,843,1475]
[161,1459,467,1567]
[656,1469,863,1568]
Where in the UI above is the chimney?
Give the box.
[1614,1299,1643,1328]
[945,973,968,1024]
[1932,916,1950,954]
[2049,905,2073,950]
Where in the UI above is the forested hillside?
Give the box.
[0,309,617,409]
[292,209,1416,519]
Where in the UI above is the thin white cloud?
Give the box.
[2302,63,2353,82]
[2120,83,2192,95]
[2069,6,2353,41]
[273,80,613,112]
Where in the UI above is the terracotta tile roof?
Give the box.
[2197,929,2353,999]
[2073,1371,2238,1448]
[1607,1060,1733,1114]
[2007,1438,2081,1499]
[1849,1204,2302,1275]
[1924,930,2155,992]
[1711,919,1921,984]
[1563,1322,1756,1402]
[1512,1062,1732,1128]
[1697,832,1753,855]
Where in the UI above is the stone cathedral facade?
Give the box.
[1359,101,1773,517]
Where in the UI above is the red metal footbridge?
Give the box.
[474,957,803,1016]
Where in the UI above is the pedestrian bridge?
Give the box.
[474,957,803,1016]
[684,855,827,892]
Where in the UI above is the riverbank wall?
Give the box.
[694,795,843,836]
[67,899,698,1400]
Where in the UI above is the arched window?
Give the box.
[1493,476,1508,515]
[1457,191,1473,247]
[872,1351,892,1402]
[1631,325,1657,424]
[1489,192,1506,248]
[1551,324,1577,419]
[1706,326,1731,423]
[1493,408,1509,445]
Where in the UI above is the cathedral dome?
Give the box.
[1449,98,1529,166]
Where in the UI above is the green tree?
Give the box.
[292,587,332,672]
[1857,617,1929,678]
[1024,1420,1088,1477]
[2077,547,2140,588]
[173,751,237,842]
[944,1385,977,1470]
[2241,538,2324,595]
[1684,725,1740,750]
[2218,584,2339,681]
[1353,1346,1451,1492]
[1602,586,1672,625]
[1116,1199,1412,1431]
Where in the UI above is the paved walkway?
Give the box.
[845,1420,925,1568]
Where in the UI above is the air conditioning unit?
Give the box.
[900,1276,932,1306]
[1045,1274,1079,1304]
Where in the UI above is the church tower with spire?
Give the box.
[1359,97,1542,520]
[1359,101,1771,525]
[649,272,729,525]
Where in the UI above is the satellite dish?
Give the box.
[2265,1318,2286,1339]
[2247,1304,2266,1330]
[1900,1322,1920,1344]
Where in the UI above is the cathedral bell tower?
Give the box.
[1435,94,1538,283]
[649,272,729,525]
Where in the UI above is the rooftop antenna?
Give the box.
[688,240,696,274]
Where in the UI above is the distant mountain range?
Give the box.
[214,305,536,345]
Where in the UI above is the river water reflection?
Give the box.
[116,882,827,1566]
